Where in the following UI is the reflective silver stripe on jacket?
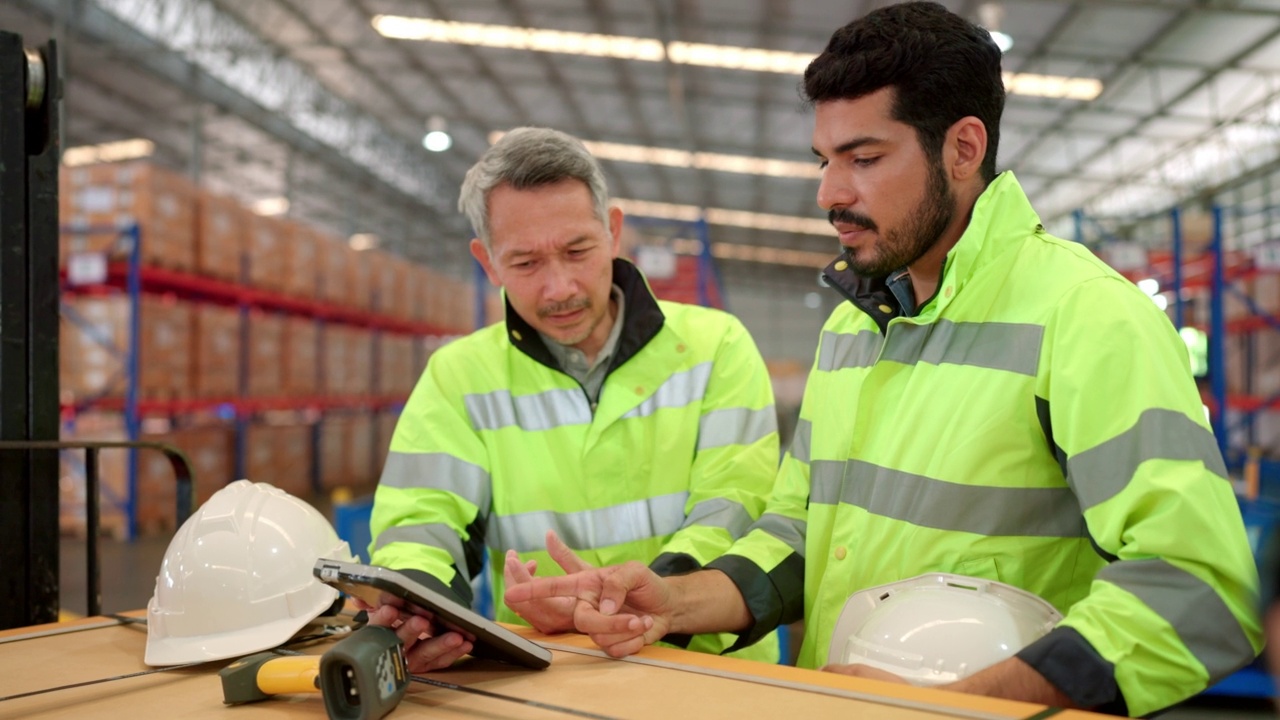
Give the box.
[697,406,777,451]
[881,320,1044,376]
[379,452,491,509]
[817,330,882,372]
[622,362,714,419]
[1067,408,1230,510]
[1097,557,1255,682]
[372,523,470,581]
[490,492,691,554]
[809,459,1085,538]
[788,418,812,464]
[464,387,591,432]
[681,497,756,538]
[749,512,808,557]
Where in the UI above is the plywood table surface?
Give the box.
[0,617,1102,720]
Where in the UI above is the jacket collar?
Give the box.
[821,171,1042,331]
[504,257,666,375]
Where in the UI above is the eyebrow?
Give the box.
[504,235,593,261]
[811,136,886,157]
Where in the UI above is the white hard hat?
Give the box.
[144,479,355,666]
[828,573,1062,687]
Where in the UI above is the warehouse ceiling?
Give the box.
[8,0,1280,276]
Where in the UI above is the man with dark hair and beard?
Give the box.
[506,2,1261,716]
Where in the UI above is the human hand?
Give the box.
[504,559,675,657]
[503,530,595,634]
[362,599,474,673]
[820,663,909,684]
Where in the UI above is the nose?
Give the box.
[541,260,577,302]
[816,166,855,212]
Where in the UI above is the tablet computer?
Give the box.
[313,558,552,670]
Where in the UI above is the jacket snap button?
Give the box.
[834,546,847,561]
[877,304,892,314]
[511,330,523,341]
[834,260,848,271]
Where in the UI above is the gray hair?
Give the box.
[458,127,611,249]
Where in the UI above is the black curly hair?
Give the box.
[803,1,1005,182]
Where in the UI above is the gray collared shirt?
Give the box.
[539,284,625,406]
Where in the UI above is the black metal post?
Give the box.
[85,448,101,618]
[0,32,61,630]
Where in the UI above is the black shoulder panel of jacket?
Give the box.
[706,553,805,654]
[503,257,666,375]
[1016,625,1128,715]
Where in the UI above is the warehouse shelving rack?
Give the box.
[60,221,468,539]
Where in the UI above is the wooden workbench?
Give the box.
[0,617,1108,720]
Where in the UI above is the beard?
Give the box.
[829,158,956,278]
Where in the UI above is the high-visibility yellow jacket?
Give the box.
[708,173,1262,714]
[371,259,781,662]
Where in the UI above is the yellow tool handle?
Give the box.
[255,655,321,696]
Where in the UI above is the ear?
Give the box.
[469,238,502,287]
[607,206,624,258]
[945,116,988,182]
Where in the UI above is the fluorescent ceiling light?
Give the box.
[373,15,1100,100]
[613,197,832,236]
[63,138,155,167]
[655,236,832,268]
[989,30,1013,53]
[349,233,379,250]
[423,130,452,152]
[489,131,819,179]
[250,196,290,216]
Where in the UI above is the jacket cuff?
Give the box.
[706,553,804,654]
[1016,625,1127,714]
[650,551,703,577]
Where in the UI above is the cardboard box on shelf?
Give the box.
[195,191,246,282]
[349,328,373,397]
[191,304,241,398]
[318,414,349,490]
[60,295,192,404]
[322,325,351,397]
[247,311,285,398]
[282,316,319,397]
[316,233,348,306]
[318,412,378,492]
[247,212,289,293]
[376,409,400,456]
[282,221,319,299]
[135,423,236,536]
[244,421,314,499]
[347,247,372,311]
[60,161,197,271]
[377,334,416,397]
[58,412,129,539]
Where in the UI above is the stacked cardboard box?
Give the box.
[318,412,378,491]
[378,334,417,397]
[58,412,129,538]
[247,213,288,293]
[317,235,348,307]
[283,221,319,299]
[135,424,235,535]
[247,311,285,397]
[376,409,400,455]
[283,317,319,397]
[59,417,235,537]
[347,248,372,312]
[191,305,241,397]
[244,421,313,499]
[60,295,191,403]
[195,192,246,282]
[60,161,197,271]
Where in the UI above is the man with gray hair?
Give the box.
[364,127,782,673]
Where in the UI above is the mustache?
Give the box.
[537,297,591,318]
[829,207,877,232]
